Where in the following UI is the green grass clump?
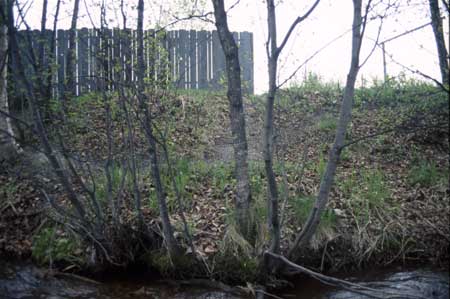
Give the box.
[94,164,129,202]
[354,76,447,109]
[317,115,337,132]
[408,160,446,187]
[291,196,336,230]
[340,168,393,225]
[363,168,390,207]
[32,227,81,265]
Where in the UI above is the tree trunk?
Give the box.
[211,0,253,241]
[264,0,280,254]
[0,0,18,161]
[44,0,60,106]
[66,0,80,96]
[39,0,47,68]
[288,0,364,259]
[136,0,179,257]
[263,0,321,256]
[429,0,449,86]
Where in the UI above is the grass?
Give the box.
[0,181,17,201]
[288,194,338,249]
[362,168,390,208]
[354,75,447,109]
[32,226,81,266]
[340,168,392,225]
[317,114,337,132]
[408,160,447,187]
[94,163,130,202]
[315,152,327,179]
[290,195,337,231]
[147,159,236,214]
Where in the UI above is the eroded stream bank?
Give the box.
[1,260,448,299]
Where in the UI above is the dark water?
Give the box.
[278,268,449,299]
[0,260,448,299]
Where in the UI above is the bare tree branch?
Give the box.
[275,0,321,58]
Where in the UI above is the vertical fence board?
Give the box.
[148,30,155,83]
[189,30,197,89]
[178,30,189,89]
[91,29,100,91]
[122,29,132,83]
[173,31,179,86]
[212,30,226,89]
[105,29,113,90]
[42,29,55,96]
[197,31,208,89]
[239,32,254,94]
[56,29,67,97]
[157,31,168,84]
[78,28,88,94]
[112,28,122,86]
[166,31,174,81]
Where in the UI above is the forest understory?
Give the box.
[0,79,448,285]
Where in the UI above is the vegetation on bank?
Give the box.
[1,77,448,283]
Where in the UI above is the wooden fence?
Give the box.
[16,28,254,96]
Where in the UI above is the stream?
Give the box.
[0,260,448,299]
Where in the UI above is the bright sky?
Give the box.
[19,0,449,94]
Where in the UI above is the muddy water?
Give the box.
[0,259,448,299]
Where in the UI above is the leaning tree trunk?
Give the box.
[429,0,449,86]
[0,0,18,161]
[136,0,179,257]
[211,0,253,241]
[288,0,364,260]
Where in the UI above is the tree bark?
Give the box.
[66,0,80,96]
[0,0,18,161]
[265,0,280,254]
[429,0,449,86]
[136,0,179,257]
[264,0,320,255]
[39,0,47,68]
[288,0,364,259]
[211,0,253,240]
